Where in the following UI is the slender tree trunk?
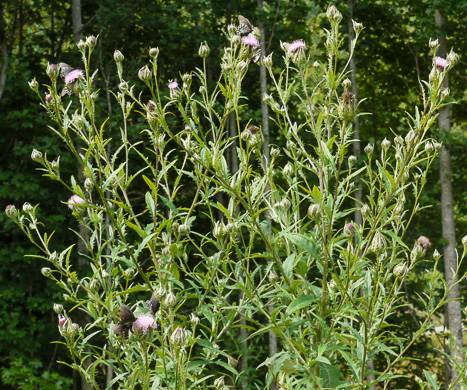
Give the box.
[72,0,82,44]
[256,2,277,390]
[435,9,464,389]
[0,39,8,102]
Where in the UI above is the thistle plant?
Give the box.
[9,5,467,389]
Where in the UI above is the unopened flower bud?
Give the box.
[164,291,176,307]
[338,90,357,122]
[182,73,192,83]
[364,143,374,155]
[199,42,210,58]
[124,268,135,279]
[170,327,189,346]
[31,149,43,162]
[342,78,352,89]
[405,130,415,145]
[21,202,33,213]
[308,203,320,219]
[86,35,97,47]
[352,20,363,34]
[425,142,434,153]
[349,155,357,166]
[237,61,247,71]
[283,163,293,177]
[190,313,200,325]
[344,222,357,237]
[118,81,128,93]
[441,88,449,98]
[178,224,190,235]
[228,356,238,367]
[5,205,17,218]
[381,138,391,150]
[49,251,57,262]
[433,142,442,151]
[114,50,124,62]
[77,39,86,50]
[154,284,167,299]
[393,262,407,278]
[371,231,386,253]
[41,267,53,277]
[149,47,160,58]
[429,38,439,49]
[270,147,280,157]
[227,24,236,35]
[268,270,278,282]
[280,198,291,211]
[28,78,39,92]
[313,60,321,68]
[53,303,64,314]
[327,5,342,23]
[138,66,152,81]
[262,53,273,69]
[89,279,100,292]
[46,63,59,78]
[213,221,227,239]
[84,178,93,191]
[433,249,442,260]
[446,50,459,66]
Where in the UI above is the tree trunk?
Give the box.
[0,38,8,102]
[435,9,464,389]
[71,0,82,44]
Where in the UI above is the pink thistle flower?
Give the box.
[133,315,157,334]
[416,236,432,250]
[287,39,306,55]
[58,315,68,325]
[65,69,84,85]
[168,80,179,90]
[242,36,260,48]
[435,56,448,71]
[68,194,85,210]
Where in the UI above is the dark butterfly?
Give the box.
[146,295,160,316]
[113,304,136,339]
[237,15,253,36]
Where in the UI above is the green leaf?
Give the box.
[424,370,440,390]
[286,294,317,315]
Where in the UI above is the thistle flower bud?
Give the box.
[31,149,43,162]
[352,20,364,34]
[53,303,64,314]
[262,53,273,69]
[394,136,404,145]
[425,142,434,153]
[429,38,439,50]
[342,78,352,89]
[313,60,321,68]
[327,5,342,23]
[344,222,357,237]
[46,63,60,79]
[228,356,238,368]
[41,267,53,277]
[138,66,152,81]
[227,24,237,35]
[149,47,160,58]
[178,224,190,235]
[21,202,33,214]
[124,268,135,279]
[461,235,467,250]
[280,198,291,211]
[77,39,86,50]
[5,205,18,218]
[441,88,449,99]
[268,270,278,282]
[28,78,39,92]
[118,81,128,93]
[213,221,227,239]
[49,251,57,262]
[338,90,357,122]
[371,231,386,253]
[182,73,192,83]
[199,42,210,58]
[231,34,241,46]
[237,61,248,71]
[154,284,167,299]
[381,138,391,150]
[405,130,415,145]
[190,313,200,325]
[270,147,280,157]
[164,291,176,307]
[348,155,357,167]
[361,204,370,217]
[283,163,293,177]
[308,203,320,219]
[446,50,459,66]
[114,50,124,62]
[429,68,438,84]
[83,178,93,191]
[241,129,252,141]
[433,249,442,260]
[86,35,97,47]
[433,142,442,150]
[214,377,225,389]
[170,327,189,346]
[393,262,407,278]
[364,143,374,155]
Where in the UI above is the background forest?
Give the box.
[0,0,466,389]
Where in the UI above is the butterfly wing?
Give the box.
[237,15,253,36]
[59,63,74,78]
[61,85,73,97]
[146,296,160,316]
[252,47,261,63]
[114,304,136,338]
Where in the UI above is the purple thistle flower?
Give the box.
[287,40,306,55]
[133,315,157,334]
[58,315,67,325]
[65,69,84,85]
[68,195,85,210]
[242,36,260,48]
[435,56,448,71]
[168,80,179,90]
